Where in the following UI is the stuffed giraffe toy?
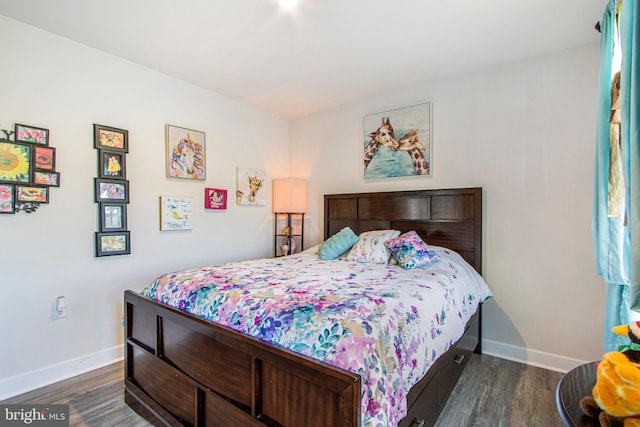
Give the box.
[580,321,640,427]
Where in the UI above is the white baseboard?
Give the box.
[481,339,591,373]
[0,340,589,401]
[0,345,123,401]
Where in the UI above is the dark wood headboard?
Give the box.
[324,187,483,274]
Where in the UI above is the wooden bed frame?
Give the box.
[124,187,484,427]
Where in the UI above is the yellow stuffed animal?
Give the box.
[580,321,640,427]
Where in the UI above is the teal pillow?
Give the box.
[318,227,360,260]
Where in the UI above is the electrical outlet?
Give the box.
[51,298,67,320]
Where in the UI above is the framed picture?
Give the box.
[205,188,227,210]
[0,141,32,183]
[100,202,127,232]
[34,171,60,187]
[363,102,432,180]
[95,178,129,203]
[166,124,205,180]
[98,150,126,179]
[33,146,55,171]
[94,124,128,153]
[95,231,130,257]
[0,184,15,214]
[160,196,192,230]
[15,123,49,145]
[236,167,265,206]
[16,185,48,203]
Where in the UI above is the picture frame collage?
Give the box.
[0,123,60,214]
[93,124,131,257]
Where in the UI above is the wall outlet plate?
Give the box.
[51,302,67,320]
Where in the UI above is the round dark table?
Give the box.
[556,361,599,427]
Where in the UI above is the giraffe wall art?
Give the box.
[236,167,265,206]
[363,102,432,180]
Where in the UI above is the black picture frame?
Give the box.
[94,178,129,203]
[33,171,60,187]
[0,140,33,184]
[15,185,49,204]
[95,231,131,257]
[98,149,126,180]
[0,184,15,214]
[100,202,127,232]
[15,123,49,146]
[93,124,128,153]
[33,145,56,171]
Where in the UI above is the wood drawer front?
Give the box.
[456,324,479,354]
[458,311,480,353]
[131,347,196,426]
[399,370,442,427]
[438,340,473,398]
[401,342,472,427]
[162,317,253,407]
[400,312,480,427]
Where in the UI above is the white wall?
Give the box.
[289,42,608,371]
[0,16,289,398]
[0,14,608,399]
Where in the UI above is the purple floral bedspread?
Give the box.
[141,247,492,427]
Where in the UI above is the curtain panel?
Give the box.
[593,0,640,351]
[619,0,640,311]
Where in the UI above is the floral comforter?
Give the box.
[141,247,492,427]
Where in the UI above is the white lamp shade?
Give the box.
[273,178,307,213]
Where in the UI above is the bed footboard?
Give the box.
[125,290,481,427]
[124,291,361,427]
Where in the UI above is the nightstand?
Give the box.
[556,361,599,427]
[274,212,304,256]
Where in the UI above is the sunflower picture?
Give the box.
[0,142,31,183]
[16,186,48,203]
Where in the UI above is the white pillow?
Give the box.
[346,229,401,264]
[300,244,321,256]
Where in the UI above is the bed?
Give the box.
[124,187,488,427]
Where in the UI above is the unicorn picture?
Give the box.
[166,125,206,180]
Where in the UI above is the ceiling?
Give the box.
[0,0,605,119]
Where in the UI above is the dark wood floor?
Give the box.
[2,353,564,426]
[1,362,149,427]
[434,354,565,427]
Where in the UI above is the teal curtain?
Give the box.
[619,0,640,311]
[593,0,640,351]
